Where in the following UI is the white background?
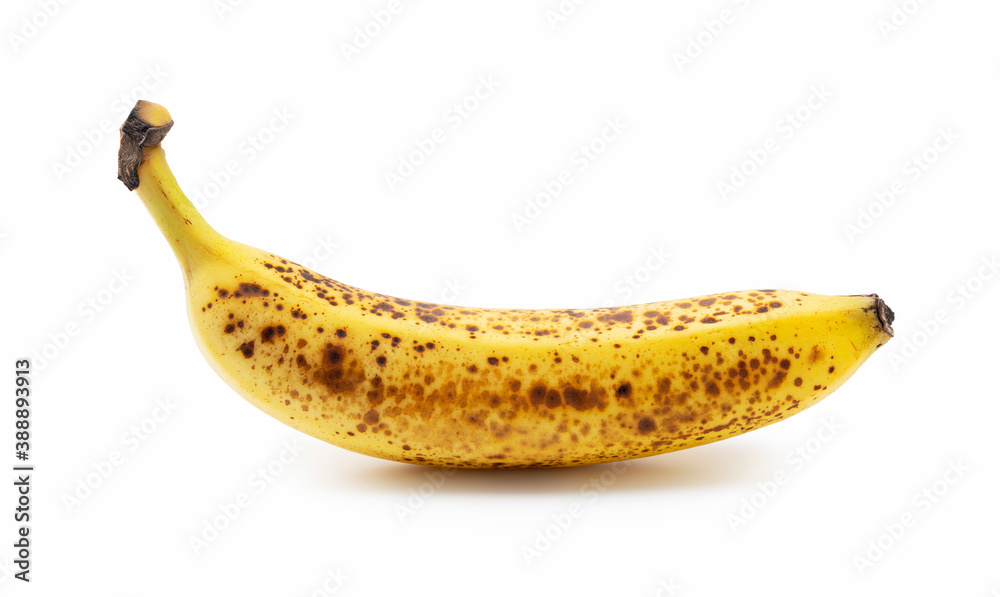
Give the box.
[2,1,999,595]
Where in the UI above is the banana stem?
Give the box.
[118,101,223,279]
[136,146,223,275]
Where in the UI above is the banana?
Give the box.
[118,100,894,468]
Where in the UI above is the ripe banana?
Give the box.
[118,100,894,468]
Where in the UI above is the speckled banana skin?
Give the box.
[121,101,894,468]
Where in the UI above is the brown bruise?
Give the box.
[198,266,882,468]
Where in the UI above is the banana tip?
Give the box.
[874,295,894,337]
